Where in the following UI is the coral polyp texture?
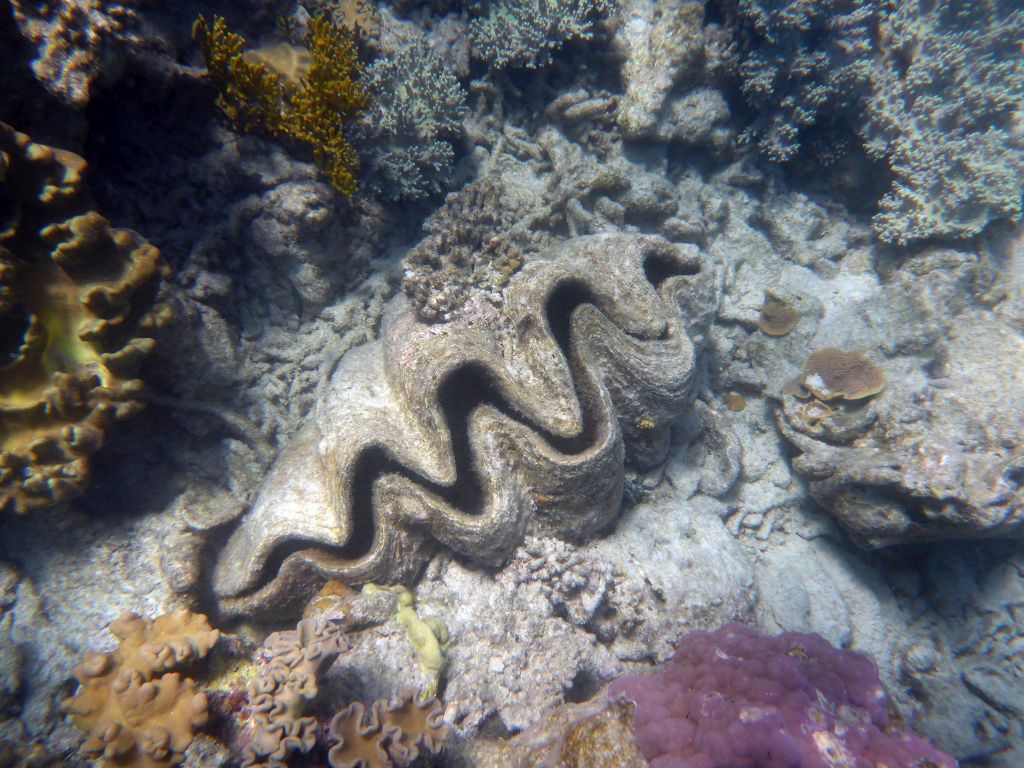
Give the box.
[211,233,706,616]
[610,622,957,768]
[63,608,220,768]
[0,121,168,514]
[193,14,369,198]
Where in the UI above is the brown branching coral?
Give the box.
[243,616,350,768]
[402,177,524,322]
[0,121,169,514]
[62,609,220,768]
[328,694,448,768]
[193,14,370,198]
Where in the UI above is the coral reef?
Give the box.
[777,270,1024,547]
[62,609,219,768]
[610,622,957,768]
[402,177,523,322]
[726,0,1024,242]
[0,121,168,514]
[193,15,369,198]
[8,0,138,106]
[357,38,467,201]
[242,616,349,768]
[210,233,706,616]
[469,0,617,70]
[328,694,448,768]
[865,0,1024,244]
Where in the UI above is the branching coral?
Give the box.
[193,15,370,198]
[328,694,448,768]
[358,39,467,201]
[726,0,1024,243]
[0,121,169,514]
[63,609,220,768]
[469,0,618,70]
[865,0,1024,244]
[402,177,523,322]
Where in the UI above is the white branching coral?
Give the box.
[469,0,617,70]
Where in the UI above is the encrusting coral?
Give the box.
[62,608,220,768]
[193,14,369,198]
[0,121,169,515]
[610,623,957,767]
[210,233,708,617]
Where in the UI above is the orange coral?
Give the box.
[63,609,220,768]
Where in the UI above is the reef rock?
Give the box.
[211,233,709,616]
[614,0,706,138]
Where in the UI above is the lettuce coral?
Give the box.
[328,694,448,768]
[242,616,349,768]
[193,14,370,198]
[63,609,220,768]
[0,121,169,515]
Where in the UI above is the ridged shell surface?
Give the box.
[213,233,706,615]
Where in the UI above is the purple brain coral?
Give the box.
[609,623,956,768]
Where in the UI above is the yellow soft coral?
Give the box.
[193,14,369,198]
